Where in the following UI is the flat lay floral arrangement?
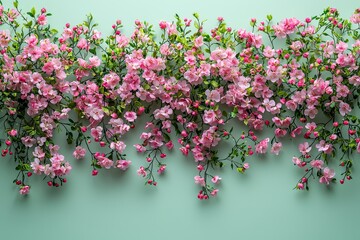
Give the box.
[0,1,359,199]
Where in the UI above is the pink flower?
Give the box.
[116,160,132,170]
[134,144,146,153]
[350,13,360,24]
[8,129,18,137]
[194,36,203,48]
[90,126,103,141]
[73,146,86,159]
[305,122,317,132]
[315,140,333,154]
[292,157,304,167]
[211,176,222,184]
[203,110,217,125]
[310,159,324,169]
[37,14,47,25]
[210,189,219,196]
[271,142,282,155]
[137,166,147,177]
[97,156,113,169]
[153,106,173,120]
[357,142,360,153]
[319,167,335,185]
[30,159,44,175]
[0,30,11,48]
[339,102,351,116]
[88,56,101,67]
[110,141,126,153]
[124,111,137,122]
[194,176,205,186]
[243,163,250,169]
[255,138,269,154]
[88,107,104,121]
[19,185,30,195]
[165,141,174,150]
[116,35,129,48]
[205,89,221,102]
[102,72,120,89]
[191,147,204,162]
[157,165,166,174]
[180,146,189,156]
[298,142,311,155]
[291,126,303,138]
[21,136,36,148]
[77,38,89,50]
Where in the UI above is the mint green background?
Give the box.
[1,0,360,239]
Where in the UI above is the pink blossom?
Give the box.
[292,157,304,167]
[134,144,146,153]
[194,36,203,48]
[73,146,86,159]
[350,13,360,24]
[255,138,269,154]
[157,165,166,174]
[194,176,205,186]
[310,159,324,169]
[319,167,335,185]
[349,76,360,86]
[116,160,132,170]
[0,30,11,48]
[102,72,120,89]
[21,136,36,147]
[263,46,275,58]
[97,156,113,169]
[203,110,217,125]
[165,141,174,150]
[211,176,222,184]
[124,111,137,122]
[315,140,333,154]
[19,185,30,195]
[205,89,221,102]
[116,35,129,48]
[290,126,303,138]
[7,9,19,22]
[271,142,282,155]
[90,126,103,140]
[180,146,189,156]
[305,122,317,132]
[8,129,18,137]
[298,142,311,155]
[110,141,126,153]
[137,166,147,177]
[37,14,47,25]
[243,163,250,169]
[153,106,173,120]
[210,189,219,196]
[88,56,101,67]
[30,159,44,174]
[339,102,351,116]
[77,38,89,50]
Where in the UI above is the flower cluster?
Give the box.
[0,1,360,199]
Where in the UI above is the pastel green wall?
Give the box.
[1,0,360,239]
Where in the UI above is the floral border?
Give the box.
[1,1,360,199]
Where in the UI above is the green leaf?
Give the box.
[13,0,18,8]
[237,167,244,173]
[163,132,170,142]
[66,132,73,145]
[89,48,97,55]
[211,80,219,88]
